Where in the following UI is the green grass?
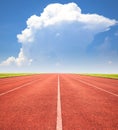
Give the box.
[83,74,118,79]
[0,73,34,78]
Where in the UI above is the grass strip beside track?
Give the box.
[0,73,34,78]
[83,74,118,79]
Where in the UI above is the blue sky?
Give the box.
[0,0,118,73]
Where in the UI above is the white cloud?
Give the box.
[17,3,117,44]
[0,56,16,66]
[0,3,117,68]
[0,48,32,66]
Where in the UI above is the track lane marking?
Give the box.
[78,79,118,97]
[0,79,39,96]
[56,75,63,130]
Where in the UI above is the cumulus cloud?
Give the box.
[0,48,32,66]
[0,3,117,68]
[17,3,117,44]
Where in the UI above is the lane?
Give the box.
[77,78,118,97]
[0,75,40,93]
[70,74,118,95]
[0,74,50,94]
[75,74,118,85]
[60,74,118,130]
[0,75,35,85]
[0,74,57,130]
[0,78,40,96]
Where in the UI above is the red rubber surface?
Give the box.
[60,74,118,130]
[0,74,57,130]
[0,74,118,130]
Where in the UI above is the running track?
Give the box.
[0,74,118,130]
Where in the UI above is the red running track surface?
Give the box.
[0,74,118,130]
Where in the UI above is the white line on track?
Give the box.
[0,79,39,96]
[78,79,118,97]
[56,75,63,130]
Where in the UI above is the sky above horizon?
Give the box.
[0,0,118,73]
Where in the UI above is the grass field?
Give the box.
[0,73,33,78]
[84,74,118,79]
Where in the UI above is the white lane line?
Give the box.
[56,75,63,130]
[78,79,118,97]
[0,79,39,96]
